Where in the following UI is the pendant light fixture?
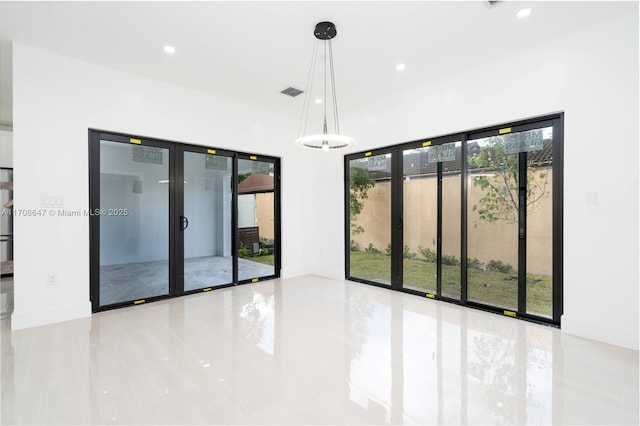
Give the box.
[295,22,355,151]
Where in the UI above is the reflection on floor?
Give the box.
[1,276,637,424]
[100,256,274,306]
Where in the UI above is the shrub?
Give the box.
[467,258,483,270]
[350,240,359,252]
[442,254,459,266]
[486,259,513,274]
[419,246,437,263]
[238,243,250,258]
[365,243,380,254]
[385,243,392,256]
[403,245,416,259]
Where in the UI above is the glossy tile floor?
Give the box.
[1,275,638,424]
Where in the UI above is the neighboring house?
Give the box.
[238,173,275,243]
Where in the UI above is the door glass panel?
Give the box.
[237,159,275,281]
[348,154,392,285]
[183,151,233,291]
[402,147,437,293]
[402,142,461,296]
[99,141,169,306]
[441,142,462,299]
[467,135,519,310]
[526,127,554,318]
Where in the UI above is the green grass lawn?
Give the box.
[349,251,552,317]
[245,254,275,266]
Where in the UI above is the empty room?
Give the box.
[0,1,638,424]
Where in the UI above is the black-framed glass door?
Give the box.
[89,130,281,311]
[237,155,280,283]
[401,137,462,300]
[177,146,235,293]
[345,149,398,287]
[466,120,558,319]
[90,134,174,308]
[345,113,563,326]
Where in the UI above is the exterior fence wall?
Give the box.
[351,169,553,275]
[256,192,275,240]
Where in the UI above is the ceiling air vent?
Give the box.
[280,86,304,97]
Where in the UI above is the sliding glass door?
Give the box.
[401,138,462,299]
[467,122,556,318]
[237,156,279,283]
[180,148,234,292]
[90,131,280,311]
[346,150,395,287]
[96,138,172,306]
[345,114,563,325]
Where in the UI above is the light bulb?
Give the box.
[516,8,532,18]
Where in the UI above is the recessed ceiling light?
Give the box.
[164,46,176,54]
[315,98,323,104]
[395,63,406,71]
[516,8,532,18]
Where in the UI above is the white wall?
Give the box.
[312,12,639,349]
[238,194,256,229]
[12,42,314,329]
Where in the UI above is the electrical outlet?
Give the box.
[586,192,600,207]
[47,274,57,286]
[41,195,64,209]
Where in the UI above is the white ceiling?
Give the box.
[0,1,635,128]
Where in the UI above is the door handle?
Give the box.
[180,216,189,231]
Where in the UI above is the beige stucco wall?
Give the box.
[256,192,275,240]
[352,169,552,275]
